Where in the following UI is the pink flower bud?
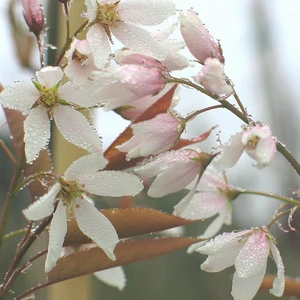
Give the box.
[117,111,185,159]
[21,0,45,35]
[117,64,167,97]
[180,10,224,64]
[194,58,233,95]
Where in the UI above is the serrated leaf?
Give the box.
[64,208,196,246]
[49,237,200,284]
[104,85,177,170]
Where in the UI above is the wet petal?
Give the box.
[0,82,38,112]
[65,153,108,180]
[24,106,51,163]
[36,66,63,88]
[111,22,168,61]
[53,105,103,153]
[87,24,111,69]
[213,133,244,168]
[85,0,97,22]
[74,197,119,260]
[118,0,175,25]
[235,231,269,278]
[45,201,67,272]
[93,266,126,290]
[79,171,143,197]
[197,230,249,256]
[269,242,285,297]
[23,183,61,221]
[232,266,266,300]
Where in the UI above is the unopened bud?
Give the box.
[180,10,224,64]
[20,0,45,35]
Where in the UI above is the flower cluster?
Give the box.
[0,1,294,300]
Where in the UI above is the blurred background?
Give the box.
[1,0,300,299]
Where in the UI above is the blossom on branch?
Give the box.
[174,166,241,252]
[179,9,224,64]
[214,124,277,168]
[0,66,103,162]
[197,228,285,300]
[194,58,233,95]
[135,149,215,197]
[23,153,143,272]
[117,111,185,159]
[85,0,175,68]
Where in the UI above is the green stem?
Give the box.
[240,190,300,206]
[169,76,300,176]
[3,229,28,242]
[185,105,223,122]
[54,20,89,67]
[266,209,292,229]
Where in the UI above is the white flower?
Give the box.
[85,0,175,68]
[117,111,185,159]
[135,149,214,198]
[214,124,277,168]
[197,228,285,300]
[0,66,103,163]
[23,153,143,272]
[174,166,240,253]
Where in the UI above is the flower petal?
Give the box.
[0,82,38,112]
[213,132,244,168]
[196,236,243,272]
[187,209,229,254]
[93,266,126,291]
[85,0,97,22]
[269,241,285,297]
[197,230,249,256]
[64,153,108,180]
[111,22,168,61]
[53,105,103,153]
[45,201,68,272]
[79,171,143,197]
[87,24,111,69]
[235,231,270,278]
[231,265,267,300]
[36,66,63,88]
[23,183,61,221]
[24,106,51,163]
[118,0,175,26]
[74,197,119,260]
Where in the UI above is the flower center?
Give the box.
[246,136,260,149]
[96,2,121,26]
[72,49,89,64]
[59,178,86,208]
[38,90,59,108]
